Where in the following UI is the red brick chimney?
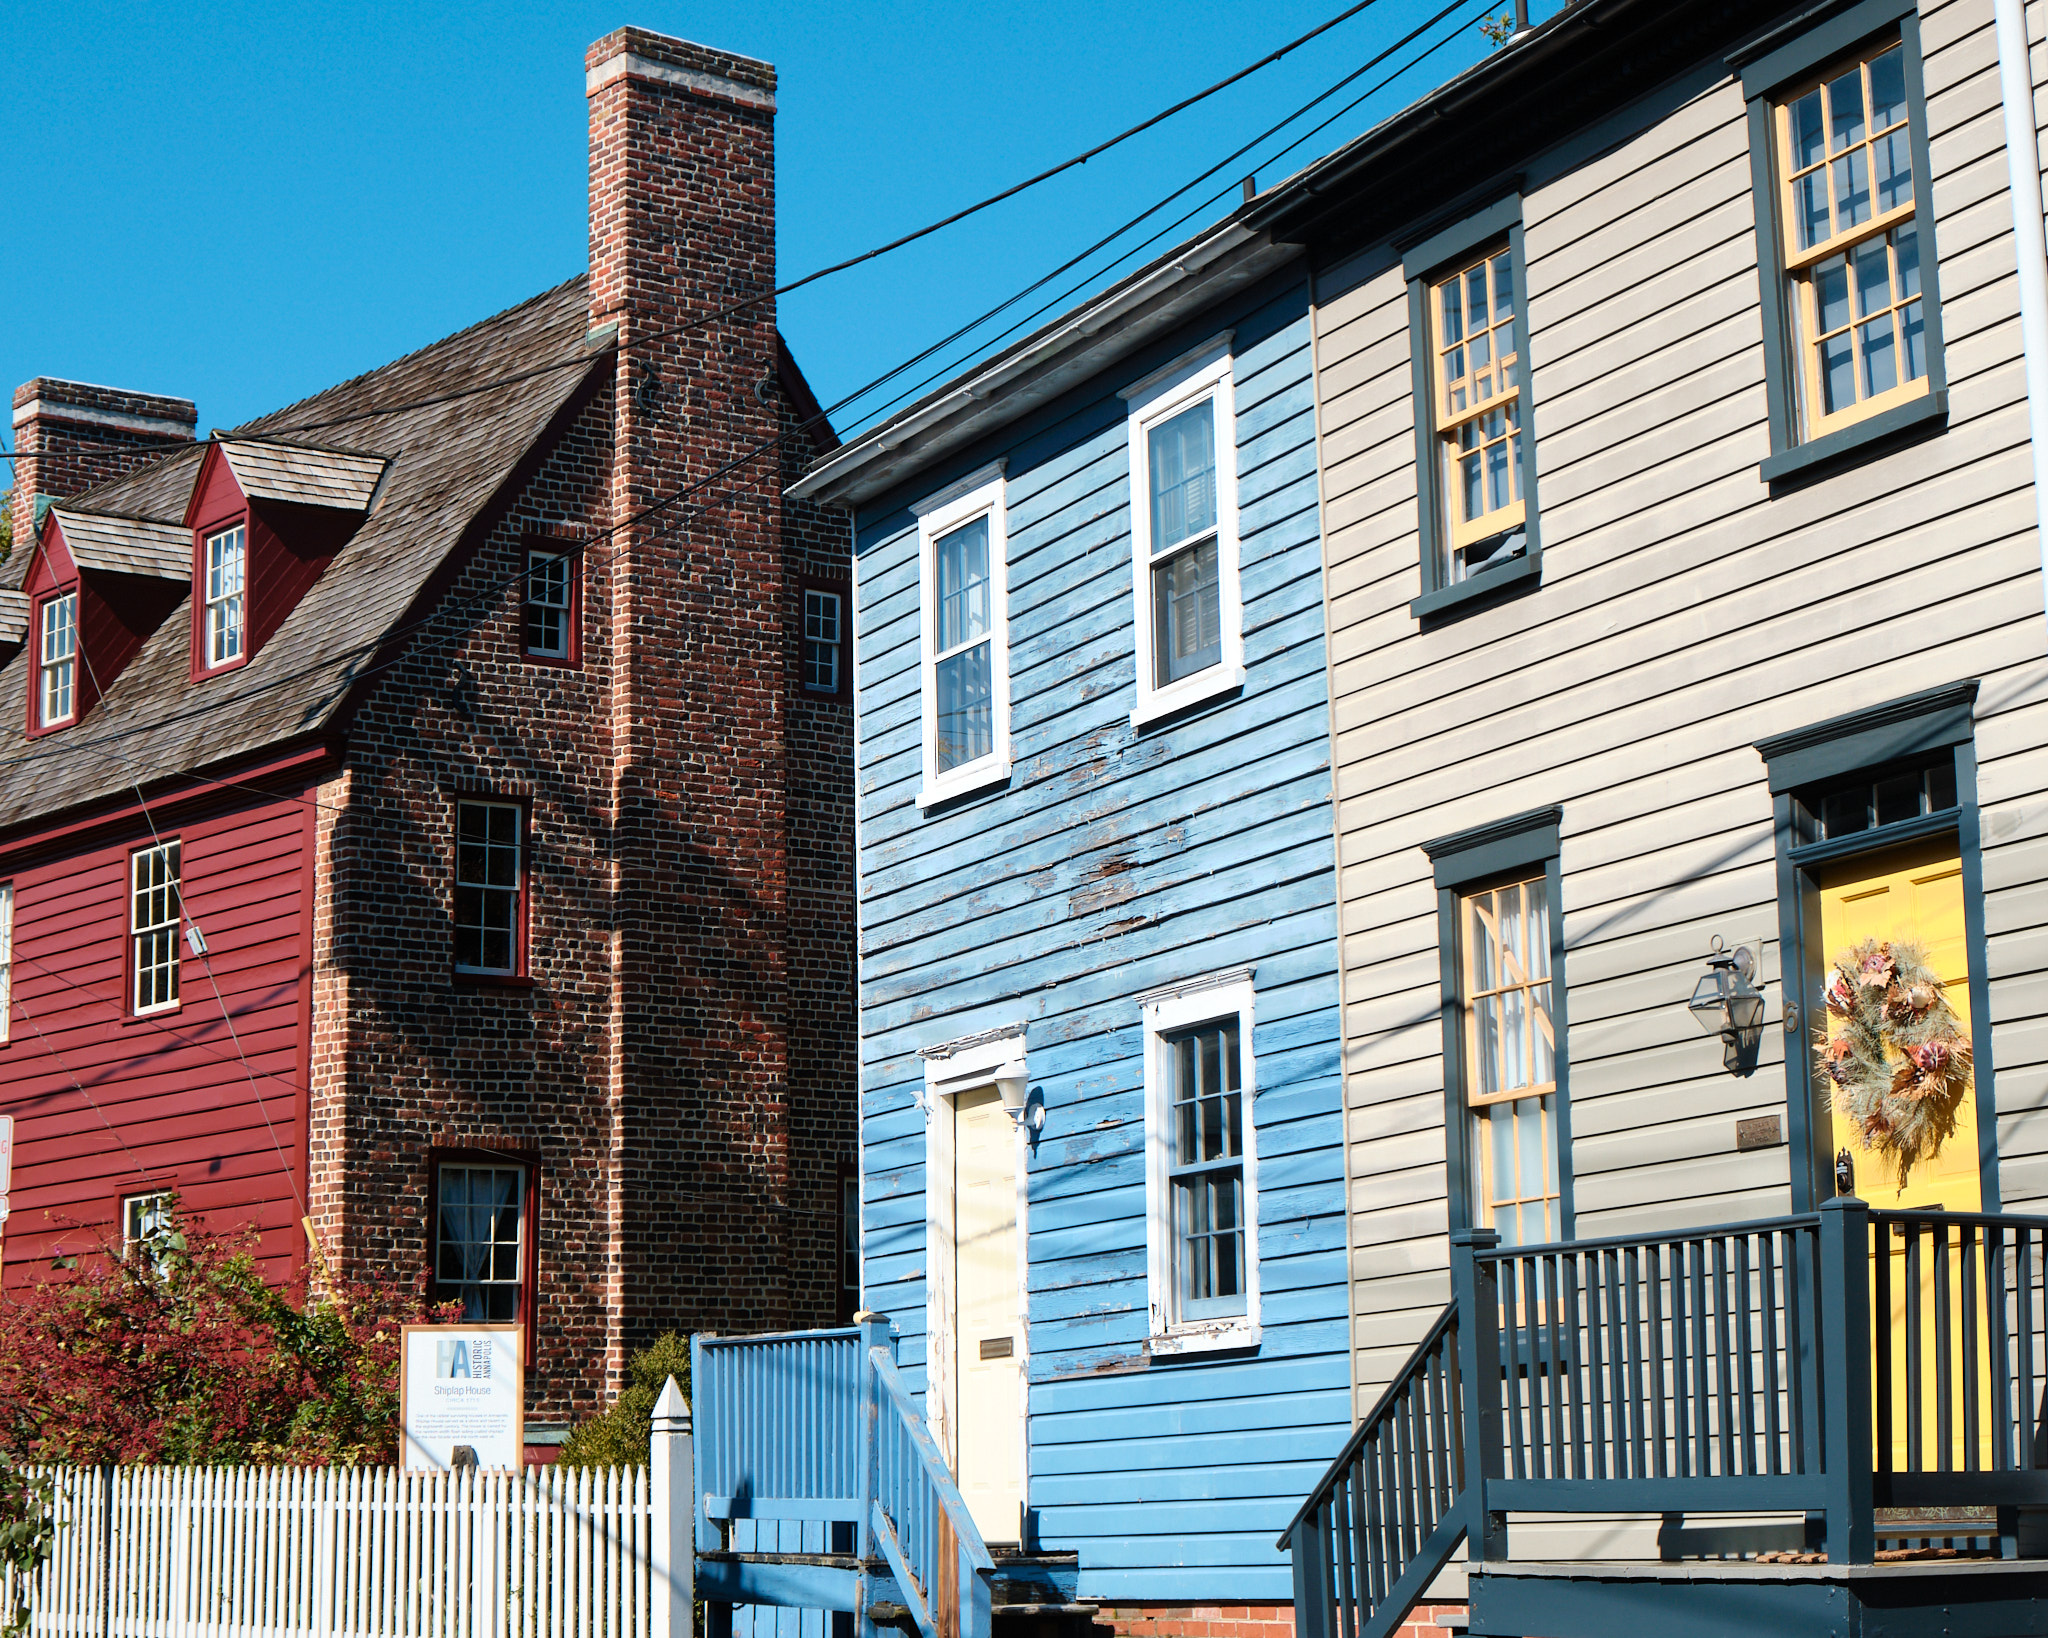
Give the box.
[585,29,796,1343]
[10,379,196,552]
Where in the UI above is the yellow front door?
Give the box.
[1816,839,1985,1470]
[952,1088,1022,1545]
[1817,840,1980,1210]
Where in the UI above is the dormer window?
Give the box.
[37,591,78,729]
[183,438,388,683]
[203,524,247,669]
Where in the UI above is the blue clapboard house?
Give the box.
[770,216,1351,1626]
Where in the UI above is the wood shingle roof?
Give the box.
[0,274,607,835]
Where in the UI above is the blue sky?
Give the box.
[0,1,1523,450]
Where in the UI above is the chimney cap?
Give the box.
[13,378,197,438]
[584,26,776,96]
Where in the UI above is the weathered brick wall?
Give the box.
[779,384,856,1323]
[313,382,624,1422]
[587,28,811,1351]
[8,378,195,554]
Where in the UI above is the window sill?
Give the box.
[1410,551,1541,622]
[1148,1318,1260,1358]
[916,759,1012,810]
[1760,390,1946,485]
[1130,663,1246,729]
[453,972,537,990]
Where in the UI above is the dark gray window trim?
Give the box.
[1756,680,1995,1213]
[1423,805,1575,1238]
[1755,677,1977,792]
[1403,195,1543,621]
[1742,0,1947,483]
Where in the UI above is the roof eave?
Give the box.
[791,221,1296,511]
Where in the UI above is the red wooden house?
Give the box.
[0,26,856,1448]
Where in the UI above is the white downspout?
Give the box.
[1993,0,2048,627]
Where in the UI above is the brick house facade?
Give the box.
[0,27,853,1442]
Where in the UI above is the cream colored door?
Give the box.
[1818,840,1980,1211]
[1817,839,1986,1469]
[952,1087,1022,1544]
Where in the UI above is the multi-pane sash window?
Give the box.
[1777,39,1927,432]
[0,882,12,1046]
[454,801,523,975]
[933,515,994,774]
[1168,1019,1247,1321]
[204,524,246,669]
[804,587,845,695]
[39,592,78,727]
[524,551,571,658]
[1432,246,1525,575]
[436,1164,526,1321]
[1463,873,1560,1246]
[124,1191,175,1271]
[131,842,182,1015]
[1148,400,1222,686]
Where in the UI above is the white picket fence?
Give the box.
[4,1464,669,1638]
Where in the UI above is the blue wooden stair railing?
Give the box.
[692,1319,994,1638]
[869,1348,995,1638]
[1278,1296,1468,1638]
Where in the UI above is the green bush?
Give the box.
[557,1332,692,1468]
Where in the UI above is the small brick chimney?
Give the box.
[10,379,196,553]
[584,29,797,1347]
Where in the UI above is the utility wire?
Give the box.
[0,0,1408,460]
[834,0,1482,437]
[0,5,1483,780]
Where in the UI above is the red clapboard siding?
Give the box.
[0,787,314,1285]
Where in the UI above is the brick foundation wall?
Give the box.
[9,378,196,552]
[1091,1604,1295,1638]
[1089,1604,1466,1638]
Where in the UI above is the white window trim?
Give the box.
[524,549,572,659]
[130,842,181,1017]
[39,590,78,729]
[914,464,1011,808]
[0,882,12,1046]
[1140,966,1260,1356]
[123,1190,173,1253]
[204,523,247,670]
[1124,337,1246,728]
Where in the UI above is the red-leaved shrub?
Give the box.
[0,1205,457,1465]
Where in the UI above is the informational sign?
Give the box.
[400,1324,524,1471]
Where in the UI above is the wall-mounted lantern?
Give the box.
[1688,938,1767,1078]
[995,1072,1030,1117]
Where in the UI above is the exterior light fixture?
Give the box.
[1688,938,1767,1078]
[995,1072,1030,1116]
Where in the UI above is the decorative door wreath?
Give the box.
[1817,938,1972,1187]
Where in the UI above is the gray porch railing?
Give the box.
[691,1320,992,1638]
[1284,1199,2048,1638]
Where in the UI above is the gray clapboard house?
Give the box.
[1255,0,2048,1631]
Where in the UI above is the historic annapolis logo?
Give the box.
[435,1338,494,1380]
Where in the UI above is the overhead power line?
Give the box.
[0,0,1409,461]
[0,4,1487,784]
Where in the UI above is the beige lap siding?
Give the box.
[1312,0,2048,1431]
